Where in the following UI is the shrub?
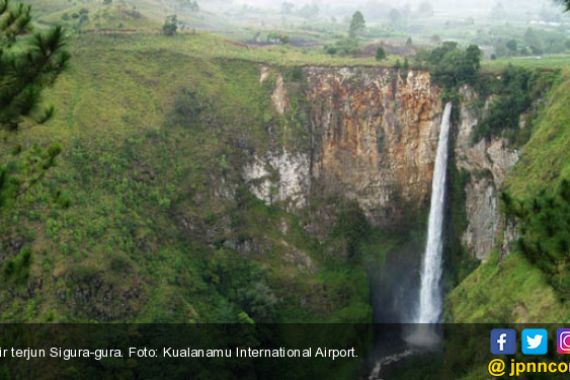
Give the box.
[507,181,570,300]
[326,38,359,57]
[169,89,208,127]
[3,247,32,283]
[414,42,481,92]
[162,15,177,36]
[471,66,558,143]
[204,249,279,322]
[375,47,386,61]
[324,46,337,55]
[332,200,371,260]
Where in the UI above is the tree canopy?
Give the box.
[162,15,178,36]
[375,47,386,61]
[0,0,70,131]
[416,42,481,89]
[348,11,365,39]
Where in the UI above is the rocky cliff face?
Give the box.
[245,66,443,226]
[305,67,443,225]
[244,67,517,259]
[455,86,520,261]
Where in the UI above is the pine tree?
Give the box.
[0,0,70,131]
[162,15,178,36]
[375,47,386,61]
[348,11,365,39]
[1,1,69,207]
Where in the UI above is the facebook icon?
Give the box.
[491,329,517,355]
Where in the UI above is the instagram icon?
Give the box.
[557,329,570,354]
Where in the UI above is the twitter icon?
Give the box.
[522,329,548,355]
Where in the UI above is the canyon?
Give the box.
[244,66,519,263]
[0,44,537,325]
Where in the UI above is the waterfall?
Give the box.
[369,103,452,376]
[415,102,452,324]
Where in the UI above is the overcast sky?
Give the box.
[230,0,564,12]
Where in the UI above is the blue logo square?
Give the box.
[522,329,548,355]
[491,329,517,355]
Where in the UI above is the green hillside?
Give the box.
[4,1,570,379]
[448,69,570,323]
[3,29,569,325]
[0,32,382,322]
[3,0,570,326]
[508,68,570,196]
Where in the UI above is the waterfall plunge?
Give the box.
[369,105,453,379]
[416,102,453,325]
[404,103,452,348]
[373,103,452,373]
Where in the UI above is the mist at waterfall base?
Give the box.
[366,104,452,377]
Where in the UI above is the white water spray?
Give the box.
[415,102,452,324]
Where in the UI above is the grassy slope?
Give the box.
[26,2,149,33]
[25,0,400,67]
[448,251,566,322]
[448,69,570,323]
[0,1,413,324]
[73,31,399,67]
[508,68,570,197]
[11,1,570,325]
[0,30,403,322]
[482,55,570,72]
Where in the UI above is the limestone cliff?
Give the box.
[455,86,520,261]
[305,67,442,225]
[245,66,443,227]
[244,67,518,260]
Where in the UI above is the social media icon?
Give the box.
[557,329,570,354]
[522,329,548,355]
[491,329,516,355]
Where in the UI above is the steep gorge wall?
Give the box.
[455,86,520,261]
[244,66,517,260]
[246,67,443,227]
[305,67,442,225]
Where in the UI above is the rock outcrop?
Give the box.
[246,66,443,226]
[242,151,310,210]
[245,67,518,260]
[305,67,442,225]
[455,86,520,261]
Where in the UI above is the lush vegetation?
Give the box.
[443,165,478,290]
[447,249,567,322]
[0,0,69,131]
[0,0,68,233]
[413,42,558,145]
[498,69,570,302]
[415,42,481,89]
[448,69,570,322]
[502,181,570,300]
[0,0,567,329]
[0,29,399,322]
[2,3,570,380]
[471,66,559,143]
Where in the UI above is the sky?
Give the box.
[229,0,564,13]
